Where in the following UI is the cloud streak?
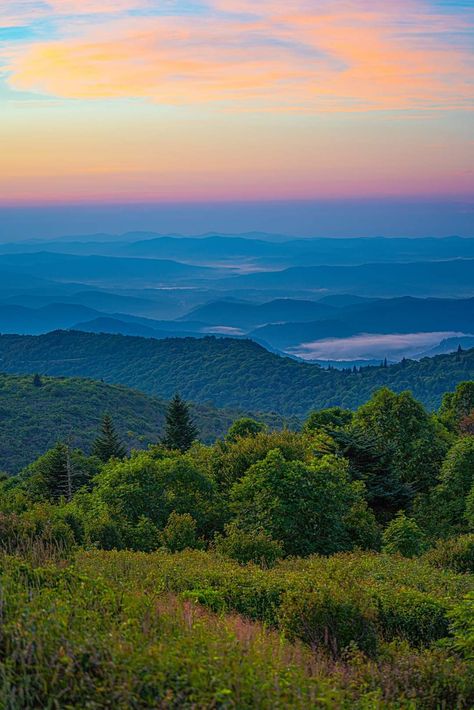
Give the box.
[2,0,473,111]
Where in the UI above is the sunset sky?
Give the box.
[0,0,473,234]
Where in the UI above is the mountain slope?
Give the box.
[0,373,288,474]
[0,330,472,416]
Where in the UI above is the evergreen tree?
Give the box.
[21,442,96,501]
[92,414,126,463]
[162,394,198,452]
[33,373,42,387]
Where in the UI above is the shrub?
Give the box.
[280,584,378,657]
[382,512,426,557]
[162,512,198,552]
[423,534,474,574]
[374,588,449,647]
[449,592,474,660]
[214,524,283,567]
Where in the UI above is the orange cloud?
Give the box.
[3,1,473,112]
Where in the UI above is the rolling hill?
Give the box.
[218,259,474,297]
[0,330,472,416]
[0,252,216,286]
[0,373,292,474]
[180,298,336,328]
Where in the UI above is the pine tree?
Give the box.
[92,414,126,463]
[162,394,198,452]
[33,373,42,387]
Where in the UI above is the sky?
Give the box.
[0,0,473,237]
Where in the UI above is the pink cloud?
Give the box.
[3,0,473,112]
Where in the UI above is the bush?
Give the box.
[214,524,283,567]
[382,512,426,557]
[280,584,378,657]
[374,588,449,647]
[162,512,198,552]
[449,592,474,660]
[423,534,474,574]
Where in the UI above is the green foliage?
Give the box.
[74,450,218,549]
[465,486,474,531]
[209,429,312,488]
[75,548,474,660]
[225,417,266,442]
[343,492,381,551]
[19,443,98,502]
[354,388,447,494]
[423,534,474,574]
[439,381,474,432]
[449,592,474,660]
[375,587,449,647]
[3,549,474,708]
[91,413,126,462]
[382,512,426,557]
[304,406,353,432]
[418,437,474,538]
[0,372,273,474]
[230,449,370,556]
[162,394,198,452]
[162,512,198,552]
[214,523,283,567]
[450,592,474,661]
[324,426,410,521]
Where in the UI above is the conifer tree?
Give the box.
[162,394,198,452]
[33,373,42,387]
[92,414,126,462]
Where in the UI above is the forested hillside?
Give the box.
[0,374,291,473]
[0,330,473,415]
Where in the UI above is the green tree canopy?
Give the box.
[304,407,353,433]
[230,449,373,556]
[439,381,474,433]
[225,418,266,443]
[353,388,447,494]
[84,451,217,540]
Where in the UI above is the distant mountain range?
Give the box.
[0,296,472,362]
[216,259,474,297]
[0,330,472,416]
[1,234,473,363]
[2,234,474,266]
